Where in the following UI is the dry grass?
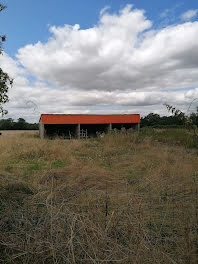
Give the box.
[0,130,198,263]
[0,130,38,138]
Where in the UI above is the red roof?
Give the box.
[41,114,140,125]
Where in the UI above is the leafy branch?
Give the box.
[0,3,13,116]
[164,103,197,134]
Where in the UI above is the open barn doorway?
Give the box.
[45,124,78,139]
[80,124,109,138]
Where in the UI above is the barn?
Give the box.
[39,114,140,139]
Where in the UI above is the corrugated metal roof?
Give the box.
[41,114,140,125]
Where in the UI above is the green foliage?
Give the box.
[141,112,184,128]
[140,127,198,148]
[23,160,46,176]
[155,129,198,148]
[0,118,38,130]
[0,4,13,116]
[0,69,13,116]
[51,160,66,169]
[165,104,198,131]
[141,106,198,131]
[189,107,198,127]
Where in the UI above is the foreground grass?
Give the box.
[0,129,198,263]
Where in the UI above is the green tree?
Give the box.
[16,118,27,129]
[0,117,14,129]
[190,106,198,127]
[165,104,198,136]
[141,113,161,127]
[0,3,13,116]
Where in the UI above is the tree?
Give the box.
[141,113,161,127]
[0,3,13,116]
[190,106,198,127]
[165,104,198,135]
[16,118,27,129]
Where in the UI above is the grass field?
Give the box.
[0,129,198,263]
[0,130,38,138]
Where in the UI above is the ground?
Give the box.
[0,130,37,138]
[0,128,198,263]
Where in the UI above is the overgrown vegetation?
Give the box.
[0,129,198,263]
[141,106,198,128]
[140,127,198,148]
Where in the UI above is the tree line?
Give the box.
[0,118,38,130]
[141,107,198,128]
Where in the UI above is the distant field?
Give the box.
[0,128,198,263]
[0,130,39,138]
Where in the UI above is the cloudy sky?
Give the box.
[0,0,198,122]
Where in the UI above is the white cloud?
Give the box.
[181,9,198,21]
[16,5,152,91]
[1,5,198,122]
[16,5,198,92]
[100,6,110,17]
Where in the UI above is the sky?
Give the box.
[0,0,198,122]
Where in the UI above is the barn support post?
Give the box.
[76,124,80,139]
[135,123,140,132]
[108,123,112,133]
[39,122,45,139]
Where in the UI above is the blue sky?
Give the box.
[0,1,198,121]
[1,0,198,57]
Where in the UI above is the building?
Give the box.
[39,114,140,139]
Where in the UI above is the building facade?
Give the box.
[39,114,140,139]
